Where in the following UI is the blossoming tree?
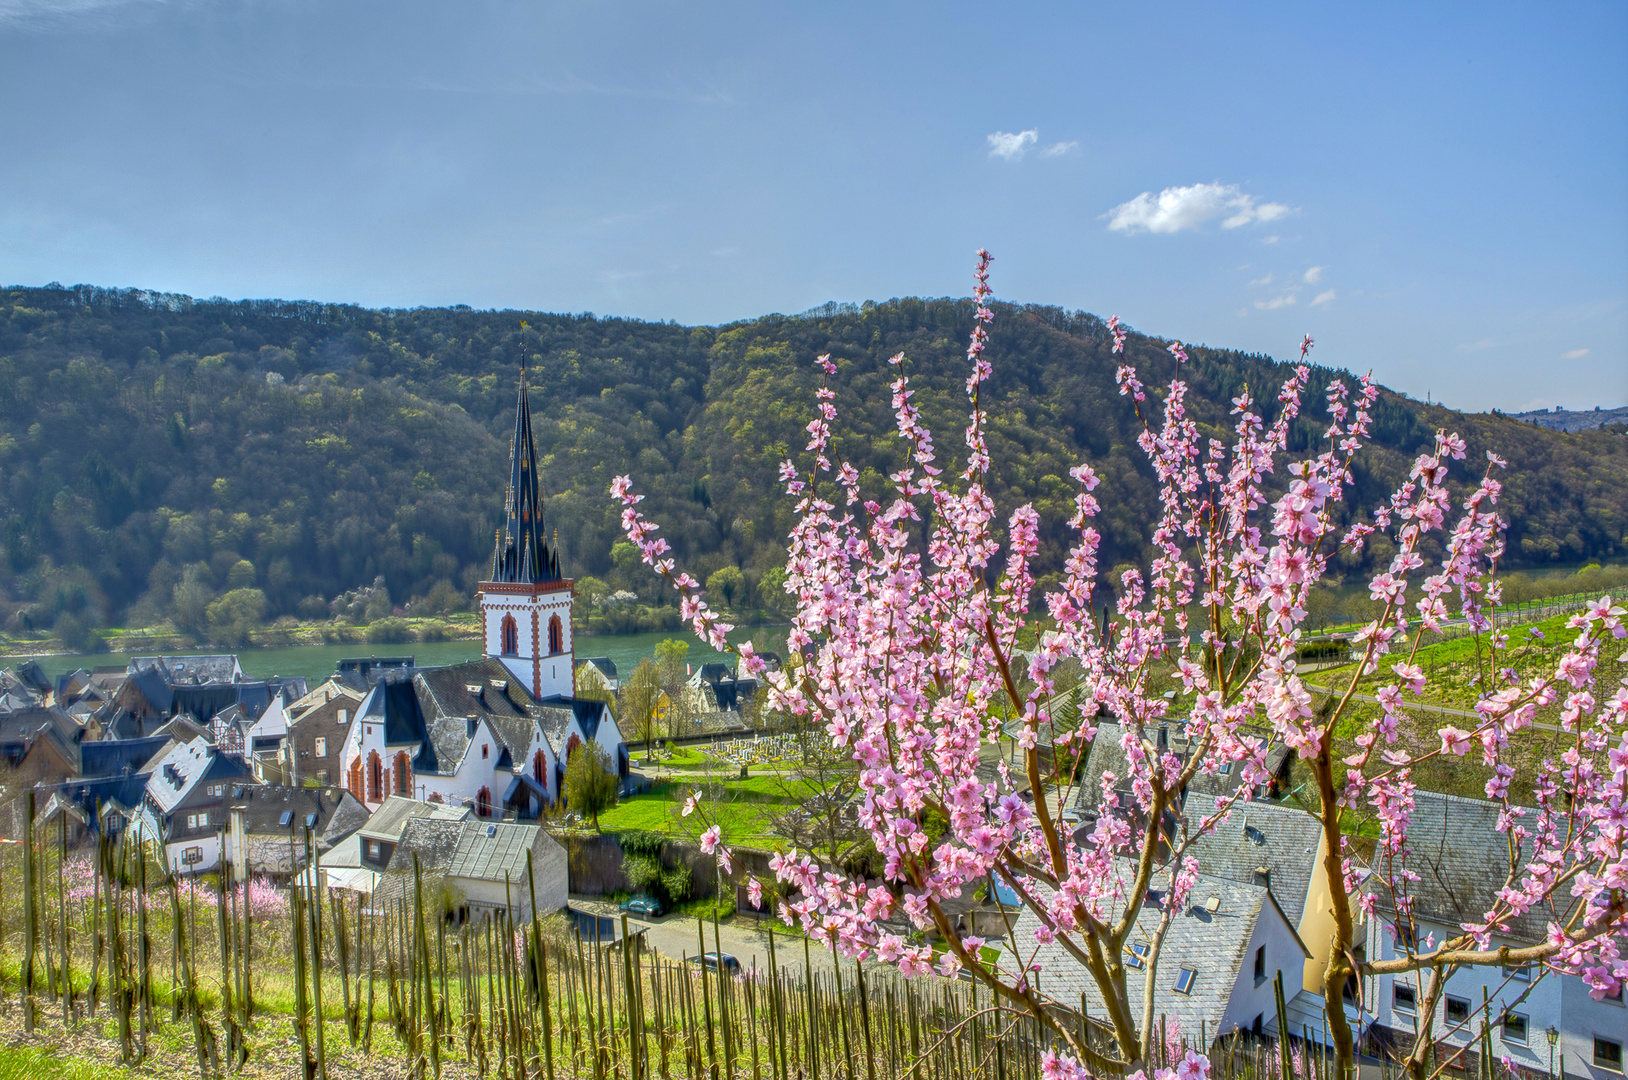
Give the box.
[612,252,1627,1079]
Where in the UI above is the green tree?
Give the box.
[226,558,257,589]
[564,740,619,829]
[621,658,664,759]
[206,587,269,646]
[705,565,744,609]
[170,564,215,640]
[654,638,696,737]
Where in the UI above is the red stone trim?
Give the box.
[531,609,541,698]
[478,579,574,598]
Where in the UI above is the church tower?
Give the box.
[478,365,574,700]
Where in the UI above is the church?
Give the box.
[335,369,626,819]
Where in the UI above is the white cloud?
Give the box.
[1456,339,1497,353]
[1106,182,1293,234]
[1255,294,1297,311]
[0,0,203,27]
[987,129,1038,160]
[1039,141,1078,157]
[1249,273,1275,287]
[1261,235,1280,245]
[712,247,740,258]
[1303,266,1325,284]
[1309,289,1336,308]
[1561,348,1591,360]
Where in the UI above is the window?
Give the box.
[338,709,348,724]
[184,846,202,864]
[1174,968,1197,995]
[1254,945,1267,983]
[197,811,209,829]
[314,737,327,758]
[1445,997,1470,1026]
[279,811,293,828]
[366,840,381,860]
[1595,1037,1624,1073]
[186,814,197,829]
[1393,984,1417,1013]
[1501,1012,1528,1045]
[483,744,490,760]
[500,615,519,656]
[1125,942,1149,971]
[548,614,563,654]
[1603,981,1624,1004]
[1502,963,1531,982]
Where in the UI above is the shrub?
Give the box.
[660,865,692,903]
[366,616,412,643]
[619,830,665,858]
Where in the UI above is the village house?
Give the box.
[279,679,364,786]
[1069,720,1295,824]
[356,794,471,875]
[131,734,255,874]
[378,816,567,924]
[1363,790,1625,1080]
[223,783,370,880]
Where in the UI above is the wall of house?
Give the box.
[1299,828,1340,994]
[1559,971,1627,1080]
[165,833,222,876]
[1366,916,1573,1073]
[1219,903,1310,1037]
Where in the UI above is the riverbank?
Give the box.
[7,626,742,686]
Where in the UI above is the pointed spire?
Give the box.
[488,367,561,584]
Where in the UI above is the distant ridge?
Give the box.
[1507,406,1628,433]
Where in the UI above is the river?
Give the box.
[23,627,749,686]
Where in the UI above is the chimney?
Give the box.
[1252,866,1271,889]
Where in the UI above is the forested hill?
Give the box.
[2,282,1625,640]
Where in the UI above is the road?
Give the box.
[1302,684,1566,736]
[569,894,843,978]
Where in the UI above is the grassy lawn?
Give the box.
[599,771,836,851]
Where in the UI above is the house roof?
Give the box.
[334,656,416,692]
[1368,789,1549,943]
[578,657,618,679]
[130,654,244,684]
[535,697,608,754]
[1072,721,1292,820]
[357,794,470,843]
[386,817,560,887]
[80,734,169,778]
[146,736,222,814]
[0,705,81,752]
[228,784,370,847]
[1009,866,1308,1042]
[1179,792,1324,926]
[416,657,542,763]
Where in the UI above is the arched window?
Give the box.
[393,751,412,797]
[565,733,581,762]
[366,750,383,803]
[476,787,492,818]
[548,614,563,655]
[348,756,364,802]
[500,615,519,656]
[532,749,546,788]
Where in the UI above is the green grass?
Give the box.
[599,771,837,850]
[0,1045,107,1080]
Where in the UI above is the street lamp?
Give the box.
[1546,1026,1560,1080]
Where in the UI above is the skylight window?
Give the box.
[279,811,293,827]
[1126,942,1150,971]
[1174,968,1197,994]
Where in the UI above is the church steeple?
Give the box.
[490,363,562,584]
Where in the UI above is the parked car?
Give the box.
[619,895,666,917]
[688,951,740,973]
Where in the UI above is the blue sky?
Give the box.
[1,1,1624,412]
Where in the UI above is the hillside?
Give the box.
[2,283,1625,646]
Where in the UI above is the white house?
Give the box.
[131,734,255,875]
[1363,790,1625,1079]
[378,817,568,924]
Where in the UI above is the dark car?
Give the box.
[688,951,741,973]
[619,895,666,917]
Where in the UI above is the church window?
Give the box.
[477,787,492,818]
[348,757,364,801]
[367,751,383,802]
[500,615,519,656]
[533,750,546,788]
[394,751,412,796]
[548,614,563,654]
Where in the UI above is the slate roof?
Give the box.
[1072,721,1292,820]
[334,657,416,693]
[386,818,557,886]
[358,794,470,843]
[416,658,541,762]
[1008,866,1308,1041]
[147,736,238,814]
[1179,792,1324,925]
[130,655,243,684]
[228,784,370,846]
[0,706,81,755]
[1368,789,1549,944]
[79,734,169,778]
[535,697,608,753]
